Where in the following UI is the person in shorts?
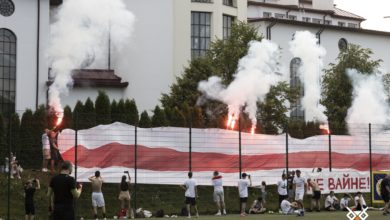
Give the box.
[249,197,266,214]
[325,191,339,211]
[307,178,321,212]
[24,178,40,220]
[238,173,252,217]
[49,130,63,173]
[277,174,288,210]
[287,170,295,200]
[293,169,306,216]
[381,174,390,215]
[89,171,106,220]
[281,198,299,215]
[118,172,133,219]
[212,171,226,215]
[42,129,50,172]
[181,171,199,218]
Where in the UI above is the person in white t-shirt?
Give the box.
[41,129,51,172]
[181,172,198,218]
[340,193,352,211]
[354,192,367,211]
[277,174,288,210]
[293,169,306,216]
[238,173,252,217]
[212,171,226,216]
[325,191,339,211]
[281,199,299,215]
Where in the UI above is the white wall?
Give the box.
[313,0,334,11]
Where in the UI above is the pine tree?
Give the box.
[95,91,111,125]
[84,97,96,128]
[111,100,119,123]
[124,99,139,125]
[151,106,167,127]
[73,100,84,129]
[0,113,6,162]
[19,110,35,167]
[63,105,73,129]
[139,111,151,128]
[117,99,126,123]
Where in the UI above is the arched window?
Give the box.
[0,28,16,115]
[290,57,304,121]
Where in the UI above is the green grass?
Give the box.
[0,170,383,220]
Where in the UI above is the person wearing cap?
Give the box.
[238,173,252,217]
[48,161,82,220]
[293,169,306,216]
[380,174,390,215]
[307,178,321,212]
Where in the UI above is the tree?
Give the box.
[117,99,126,123]
[139,111,151,128]
[0,113,6,161]
[63,105,73,129]
[95,91,111,125]
[165,107,186,127]
[19,110,36,167]
[73,100,84,129]
[151,105,167,127]
[124,99,139,125]
[7,113,21,159]
[84,98,96,128]
[322,44,381,134]
[111,100,119,123]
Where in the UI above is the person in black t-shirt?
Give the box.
[287,171,295,200]
[381,174,390,215]
[24,178,40,220]
[48,161,82,220]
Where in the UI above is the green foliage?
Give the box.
[151,106,167,127]
[117,99,126,123]
[83,98,96,128]
[139,111,151,128]
[63,105,73,129]
[0,113,5,161]
[124,99,139,125]
[322,44,381,134]
[288,120,321,139]
[73,100,84,129]
[95,90,111,125]
[165,107,186,127]
[19,110,36,167]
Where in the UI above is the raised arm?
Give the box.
[71,184,83,199]
[35,179,40,190]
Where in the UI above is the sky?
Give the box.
[334,0,390,32]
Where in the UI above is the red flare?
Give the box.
[251,126,256,135]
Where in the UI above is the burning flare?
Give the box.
[250,126,256,135]
[53,112,64,129]
[226,114,237,130]
[319,123,330,135]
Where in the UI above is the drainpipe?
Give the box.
[323,14,328,24]
[286,9,291,19]
[266,20,277,40]
[316,27,325,45]
[36,0,40,110]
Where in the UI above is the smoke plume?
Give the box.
[346,69,390,131]
[198,40,284,129]
[289,31,327,122]
[47,0,135,114]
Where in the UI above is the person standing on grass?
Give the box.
[238,173,252,217]
[41,129,51,172]
[89,171,106,220]
[49,130,63,173]
[24,178,40,220]
[212,171,226,216]
[48,161,83,220]
[293,169,306,216]
[119,171,133,219]
[307,178,321,212]
[287,170,295,200]
[381,174,390,215]
[181,171,199,218]
[277,174,288,210]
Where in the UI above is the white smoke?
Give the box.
[346,69,390,132]
[289,31,327,122]
[47,0,135,114]
[198,40,284,128]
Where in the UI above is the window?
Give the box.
[312,18,322,24]
[338,38,348,51]
[288,15,297,20]
[263,12,272,18]
[338,22,345,27]
[275,13,285,19]
[0,28,16,115]
[290,57,304,121]
[0,0,15,17]
[302,17,311,22]
[324,20,332,25]
[348,23,358,28]
[223,0,235,7]
[223,15,234,39]
[191,12,211,59]
[192,0,212,3]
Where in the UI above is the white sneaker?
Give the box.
[42,168,48,172]
[215,211,221,216]
[187,215,191,218]
[223,210,227,215]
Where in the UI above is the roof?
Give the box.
[248,17,390,37]
[247,1,365,21]
[47,69,129,88]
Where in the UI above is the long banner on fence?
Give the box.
[57,122,390,193]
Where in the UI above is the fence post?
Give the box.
[285,124,289,176]
[74,113,78,219]
[369,123,373,207]
[238,115,242,179]
[7,115,11,220]
[328,128,332,172]
[134,125,138,210]
[189,124,192,172]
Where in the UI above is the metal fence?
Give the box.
[0,112,389,219]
